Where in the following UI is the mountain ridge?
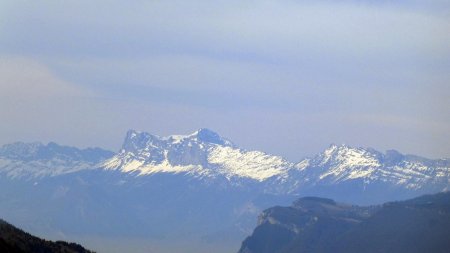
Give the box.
[0,218,93,253]
[238,191,450,253]
[0,129,449,253]
[1,129,449,194]
[0,141,113,179]
[103,128,292,182]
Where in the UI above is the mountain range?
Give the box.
[0,128,449,252]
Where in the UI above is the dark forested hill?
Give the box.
[0,219,92,253]
[238,191,450,253]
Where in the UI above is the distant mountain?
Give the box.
[0,218,92,253]
[0,142,114,178]
[300,144,450,189]
[1,130,448,198]
[103,128,292,182]
[238,191,450,253]
[102,130,450,202]
[284,144,450,203]
[0,129,449,252]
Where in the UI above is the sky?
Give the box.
[0,0,449,160]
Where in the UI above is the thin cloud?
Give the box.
[0,0,448,160]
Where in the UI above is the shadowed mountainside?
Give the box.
[0,219,93,253]
[238,191,450,253]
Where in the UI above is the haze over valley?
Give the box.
[1,0,449,252]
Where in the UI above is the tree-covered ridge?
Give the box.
[239,191,450,253]
[0,219,93,253]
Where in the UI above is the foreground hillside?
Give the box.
[0,219,92,253]
[239,191,450,253]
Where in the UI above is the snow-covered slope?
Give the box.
[102,128,293,182]
[101,129,450,192]
[1,130,449,192]
[292,144,450,191]
[0,142,114,179]
[100,129,450,197]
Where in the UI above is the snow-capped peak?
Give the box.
[0,142,114,179]
[104,130,450,188]
[316,144,380,167]
[189,128,234,147]
[122,128,234,151]
[309,145,382,182]
[2,132,448,193]
[122,130,161,153]
[103,129,292,181]
[291,145,450,190]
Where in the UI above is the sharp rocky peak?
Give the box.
[121,128,234,153]
[321,144,383,157]
[0,142,44,159]
[0,141,114,164]
[317,145,439,167]
[122,130,159,152]
[321,144,411,159]
[190,128,234,146]
[324,143,365,152]
[305,144,388,169]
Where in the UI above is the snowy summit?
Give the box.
[102,128,292,181]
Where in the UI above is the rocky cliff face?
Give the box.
[239,191,450,253]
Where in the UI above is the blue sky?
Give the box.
[0,0,449,160]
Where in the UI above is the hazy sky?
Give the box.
[1,0,449,160]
